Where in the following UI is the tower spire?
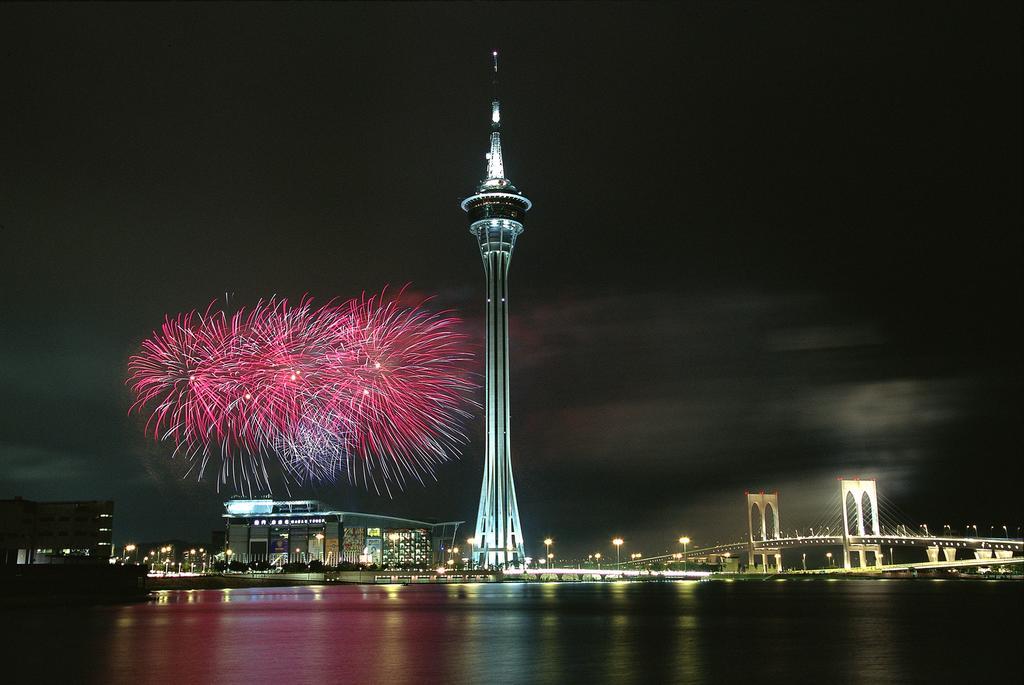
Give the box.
[491,50,499,107]
[484,51,507,187]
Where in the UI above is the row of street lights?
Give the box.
[452,533,711,570]
[586,535,692,569]
[457,537,558,569]
[122,544,212,573]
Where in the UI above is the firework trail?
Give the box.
[128,289,477,495]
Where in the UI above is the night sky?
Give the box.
[1,3,1020,558]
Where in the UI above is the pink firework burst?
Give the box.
[127,289,477,495]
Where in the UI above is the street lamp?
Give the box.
[125,544,137,564]
[678,537,690,571]
[801,553,806,571]
[826,552,833,568]
[594,552,602,570]
[466,538,475,569]
[612,538,624,567]
[544,538,553,563]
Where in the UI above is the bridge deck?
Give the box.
[626,536,1023,567]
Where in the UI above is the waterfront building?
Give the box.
[223,499,462,568]
[462,52,531,568]
[0,497,113,564]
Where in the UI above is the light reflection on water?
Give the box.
[2,580,1020,683]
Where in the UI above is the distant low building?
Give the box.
[0,497,113,564]
[223,499,463,568]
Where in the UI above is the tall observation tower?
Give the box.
[462,51,531,569]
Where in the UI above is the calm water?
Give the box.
[4,580,1021,683]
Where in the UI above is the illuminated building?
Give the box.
[462,51,530,568]
[0,497,113,564]
[223,499,462,568]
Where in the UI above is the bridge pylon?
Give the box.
[746,491,782,572]
[840,478,883,569]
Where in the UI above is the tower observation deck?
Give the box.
[462,51,531,568]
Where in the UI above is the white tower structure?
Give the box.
[746,491,782,572]
[840,478,883,568]
[461,52,531,568]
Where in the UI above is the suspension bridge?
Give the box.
[627,478,1023,573]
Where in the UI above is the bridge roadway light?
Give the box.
[826,552,833,568]
[594,552,602,570]
[612,538,624,567]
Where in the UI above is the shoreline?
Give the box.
[143,571,1023,592]
[3,572,1019,607]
